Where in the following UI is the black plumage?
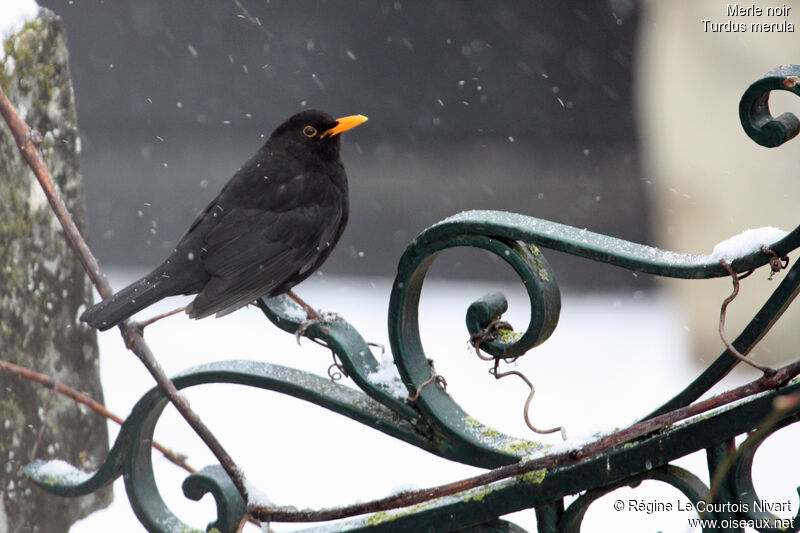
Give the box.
[81,109,367,331]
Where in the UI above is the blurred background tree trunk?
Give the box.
[0,8,111,532]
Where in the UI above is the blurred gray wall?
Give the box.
[38,0,648,290]
[637,0,800,364]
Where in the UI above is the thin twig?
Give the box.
[133,305,187,332]
[0,89,245,497]
[0,359,194,473]
[251,355,800,523]
[718,260,775,375]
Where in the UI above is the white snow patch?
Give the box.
[244,477,273,508]
[27,177,49,211]
[709,226,788,263]
[386,483,419,496]
[546,428,615,457]
[367,353,408,400]
[0,0,39,61]
[284,305,309,322]
[30,459,91,484]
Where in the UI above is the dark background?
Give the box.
[36,0,648,289]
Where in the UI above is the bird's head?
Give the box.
[268,109,367,160]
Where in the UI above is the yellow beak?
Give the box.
[322,114,368,138]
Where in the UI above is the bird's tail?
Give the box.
[80,274,170,331]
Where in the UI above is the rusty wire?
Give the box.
[717,256,781,376]
[470,319,566,440]
[407,359,447,402]
[489,360,566,440]
[327,351,348,382]
[469,319,514,361]
[294,335,348,382]
[367,341,386,356]
[761,245,790,280]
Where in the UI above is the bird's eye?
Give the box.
[302,125,317,138]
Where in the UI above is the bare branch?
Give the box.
[0,359,194,473]
[0,88,246,499]
[252,355,800,522]
[133,305,187,332]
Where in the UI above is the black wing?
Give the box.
[186,172,345,318]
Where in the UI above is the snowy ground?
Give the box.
[68,270,799,532]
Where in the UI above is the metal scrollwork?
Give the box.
[21,66,800,532]
[25,359,437,531]
[740,64,800,148]
[388,232,563,467]
[558,465,711,532]
[728,414,800,532]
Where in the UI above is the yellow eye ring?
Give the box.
[302,125,317,137]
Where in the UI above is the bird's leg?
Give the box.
[287,290,324,322]
[132,306,187,334]
[287,290,344,344]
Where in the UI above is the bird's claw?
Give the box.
[295,311,344,344]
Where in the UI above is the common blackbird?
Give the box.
[81,109,367,331]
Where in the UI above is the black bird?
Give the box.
[81,110,367,331]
